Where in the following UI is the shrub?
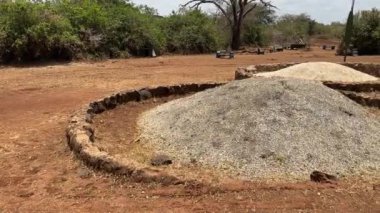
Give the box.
[337,8,380,56]
[351,8,380,55]
[242,25,270,46]
[162,10,221,54]
[0,1,80,63]
[273,14,314,46]
[104,5,166,57]
[0,0,167,62]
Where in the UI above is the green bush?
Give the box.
[104,5,166,57]
[0,1,80,62]
[351,8,380,55]
[162,10,221,54]
[273,14,314,45]
[337,8,379,56]
[313,22,344,40]
[242,25,271,46]
[241,5,275,47]
[1,1,218,62]
[0,0,168,62]
[2,1,368,63]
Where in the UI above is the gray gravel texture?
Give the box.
[138,77,380,181]
[255,62,378,82]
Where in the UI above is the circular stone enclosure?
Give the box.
[66,63,380,184]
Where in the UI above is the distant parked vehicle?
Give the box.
[216,50,235,59]
[275,46,284,52]
[290,44,307,50]
[352,48,359,56]
[322,45,336,50]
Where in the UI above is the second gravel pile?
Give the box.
[255,62,378,82]
[138,78,380,180]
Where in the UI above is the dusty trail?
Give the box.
[0,50,379,211]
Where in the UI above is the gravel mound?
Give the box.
[138,78,380,180]
[255,62,378,82]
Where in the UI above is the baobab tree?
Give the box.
[183,0,276,50]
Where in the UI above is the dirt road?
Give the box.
[0,50,379,212]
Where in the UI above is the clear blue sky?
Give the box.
[131,0,379,24]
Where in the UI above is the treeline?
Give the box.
[0,0,378,63]
[0,0,221,63]
[222,7,378,56]
[350,8,380,55]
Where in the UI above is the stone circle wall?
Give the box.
[235,63,380,108]
[66,83,224,185]
[66,64,379,184]
[235,63,380,80]
[323,81,380,108]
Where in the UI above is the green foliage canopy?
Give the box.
[162,10,221,54]
[351,8,380,55]
[0,0,221,63]
[0,0,376,63]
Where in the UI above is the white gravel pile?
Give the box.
[138,78,380,180]
[255,62,378,82]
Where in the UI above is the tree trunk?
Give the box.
[231,24,242,50]
[343,50,347,62]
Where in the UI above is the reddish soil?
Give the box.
[93,95,187,161]
[0,49,379,212]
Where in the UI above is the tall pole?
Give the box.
[343,0,355,62]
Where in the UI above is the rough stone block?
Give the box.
[149,86,171,97]
[182,83,199,93]
[123,90,140,102]
[169,85,183,94]
[138,89,152,101]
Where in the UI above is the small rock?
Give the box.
[10,134,20,140]
[260,151,275,159]
[28,155,38,161]
[85,113,93,123]
[373,184,379,191]
[139,89,152,101]
[310,171,337,184]
[18,191,34,198]
[246,65,257,72]
[78,168,92,179]
[150,154,173,166]
[236,195,244,200]
[28,166,41,175]
[235,68,253,80]
[190,158,197,164]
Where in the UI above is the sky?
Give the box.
[131,0,379,24]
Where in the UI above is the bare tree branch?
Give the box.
[243,4,258,17]
[182,0,276,49]
[183,0,232,24]
[259,0,277,9]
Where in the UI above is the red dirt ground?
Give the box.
[0,49,379,212]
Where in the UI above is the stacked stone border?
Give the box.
[323,81,380,108]
[236,63,380,108]
[66,83,224,185]
[66,63,378,184]
[235,62,380,80]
